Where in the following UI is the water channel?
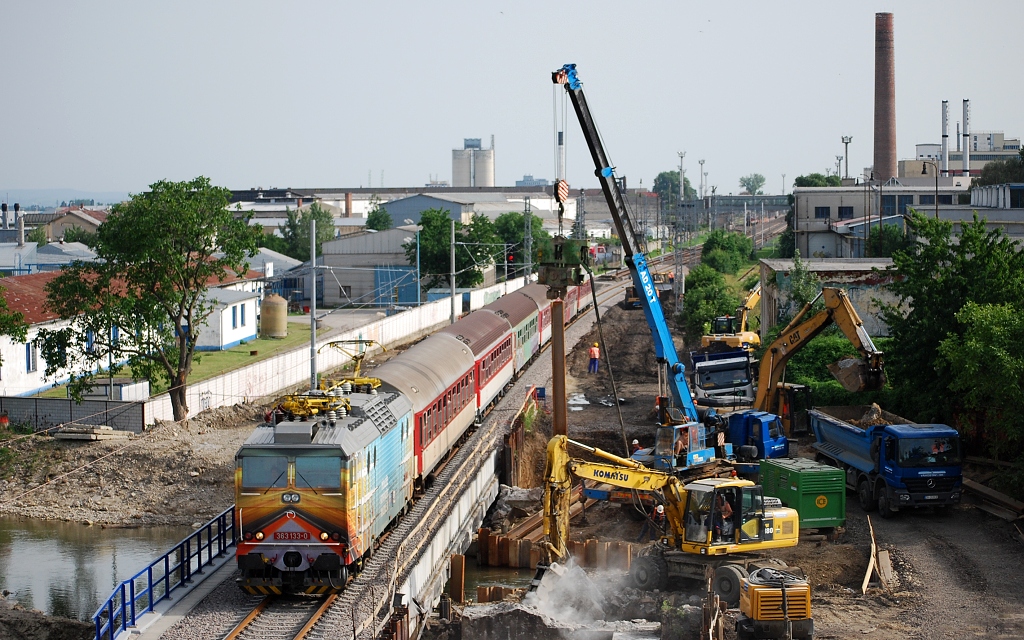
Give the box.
[0,516,192,621]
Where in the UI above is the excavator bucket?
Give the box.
[828,357,886,392]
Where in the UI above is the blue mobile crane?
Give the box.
[553,64,720,475]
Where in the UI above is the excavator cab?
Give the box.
[711,316,740,335]
[683,482,772,546]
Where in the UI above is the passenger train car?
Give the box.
[234,281,595,594]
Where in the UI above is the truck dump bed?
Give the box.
[813,405,913,428]
[809,405,915,475]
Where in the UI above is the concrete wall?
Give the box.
[759,258,900,336]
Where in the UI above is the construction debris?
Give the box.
[54,425,130,441]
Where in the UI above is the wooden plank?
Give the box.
[476,586,489,603]
[487,534,500,566]
[449,554,465,603]
[862,515,877,594]
[508,538,520,568]
[877,550,894,591]
[973,501,1020,522]
[963,478,1024,514]
[497,536,510,567]
[477,528,490,565]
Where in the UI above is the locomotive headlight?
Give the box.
[331,532,341,541]
[282,493,301,504]
[254,531,265,541]
[319,531,330,541]
[243,531,253,541]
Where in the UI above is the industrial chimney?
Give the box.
[16,204,24,247]
[941,100,949,176]
[962,99,971,176]
[873,12,897,183]
[1,203,7,230]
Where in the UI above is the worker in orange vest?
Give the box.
[588,342,600,374]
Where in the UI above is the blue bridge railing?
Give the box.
[92,506,236,640]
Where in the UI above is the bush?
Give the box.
[702,248,742,274]
[680,265,739,338]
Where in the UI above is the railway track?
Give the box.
[224,594,336,640]
[169,228,787,640]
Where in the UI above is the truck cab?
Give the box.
[691,350,756,408]
[875,424,962,508]
[728,410,789,463]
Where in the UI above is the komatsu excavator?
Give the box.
[540,435,801,605]
[701,282,762,353]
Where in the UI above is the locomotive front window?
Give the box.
[241,456,289,489]
[295,456,342,489]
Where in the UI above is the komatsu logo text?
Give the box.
[591,469,630,482]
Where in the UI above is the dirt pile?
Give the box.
[849,403,892,428]
[0,593,92,640]
[0,403,264,526]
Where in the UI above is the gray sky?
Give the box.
[2,1,1022,197]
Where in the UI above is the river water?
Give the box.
[0,516,192,621]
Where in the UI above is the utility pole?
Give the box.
[841,136,852,179]
[836,156,844,179]
[782,173,786,195]
[677,152,686,208]
[524,196,532,279]
[309,218,317,391]
[450,218,456,324]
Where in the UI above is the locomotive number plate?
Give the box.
[274,532,310,540]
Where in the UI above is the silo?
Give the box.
[452,149,473,187]
[260,294,288,338]
[473,148,495,187]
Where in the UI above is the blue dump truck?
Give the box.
[809,405,962,518]
[726,410,790,476]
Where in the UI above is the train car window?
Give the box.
[295,456,342,489]
[241,455,289,489]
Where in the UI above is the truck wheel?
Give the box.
[858,481,875,512]
[631,556,668,591]
[714,564,746,606]
[878,491,896,519]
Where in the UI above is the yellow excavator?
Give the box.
[702,282,762,353]
[755,287,885,435]
[540,435,803,606]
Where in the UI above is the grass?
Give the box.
[35,327,328,398]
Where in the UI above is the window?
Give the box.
[240,304,246,327]
[919,195,935,205]
[240,455,289,489]
[111,326,119,346]
[86,330,96,354]
[340,285,352,299]
[938,194,954,205]
[881,195,896,216]
[897,195,914,215]
[838,206,854,220]
[231,305,238,329]
[294,456,342,489]
[25,343,38,373]
[814,206,830,219]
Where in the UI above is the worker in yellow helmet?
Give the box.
[588,342,600,374]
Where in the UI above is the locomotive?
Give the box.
[234,281,593,594]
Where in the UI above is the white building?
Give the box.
[196,288,260,351]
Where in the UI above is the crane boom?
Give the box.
[554,63,697,421]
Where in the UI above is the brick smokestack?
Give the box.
[873,12,896,182]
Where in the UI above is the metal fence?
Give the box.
[92,507,235,640]
[0,397,145,433]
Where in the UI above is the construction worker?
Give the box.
[588,342,600,374]
[637,504,666,542]
[631,439,642,454]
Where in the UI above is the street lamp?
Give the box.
[841,136,853,179]
[920,162,939,219]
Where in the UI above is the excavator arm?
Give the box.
[737,282,762,334]
[754,288,884,416]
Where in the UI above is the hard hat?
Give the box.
[632,439,639,445]
[593,342,599,347]
[656,505,665,513]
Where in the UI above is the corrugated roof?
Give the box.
[0,271,61,324]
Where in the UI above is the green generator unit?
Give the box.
[759,458,846,529]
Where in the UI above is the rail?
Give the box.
[92,506,236,640]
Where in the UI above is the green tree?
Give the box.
[494,211,554,276]
[365,196,392,231]
[37,177,261,420]
[864,223,911,258]
[785,249,821,310]
[777,195,796,259]
[405,209,498,290]
[278,202,335,261]
[937,302,1024,459]
[973,150,1024,187]
[255,229,291,254]
[739,173,766,195]
[882,212,1024,424]
[62,226,97,247]
[679,264,739,338]
[652,171,696,208]
[700,230,753,274]
[793,173,842,188]
[26,226,48,246]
